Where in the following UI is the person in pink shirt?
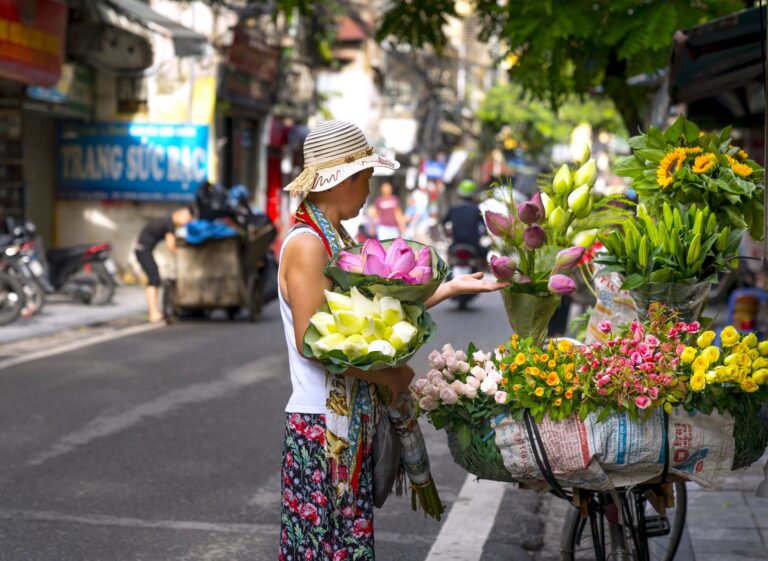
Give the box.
[368,182,405,240]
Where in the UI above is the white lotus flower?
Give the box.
[362,317,390,342]
[325,290,352,312]
[309,312,337,336]
[343,334,369,359]
[368,339,396,357]
[313,333,347,354]
[350,286,377,316]
[379,296,405,326]
[332,310,365,335]
[389,320,418,350]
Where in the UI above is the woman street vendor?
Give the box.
[277,120,507,560]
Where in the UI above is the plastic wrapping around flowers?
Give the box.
[303,287,436,374]
[325,238,449,304]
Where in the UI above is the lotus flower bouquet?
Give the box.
[303,287,436,374]
[325,238,448,304]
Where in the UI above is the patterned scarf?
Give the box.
[294,200,377,501]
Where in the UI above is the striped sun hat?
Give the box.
[285,121,399,195]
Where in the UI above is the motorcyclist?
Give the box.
[442,179,487,258]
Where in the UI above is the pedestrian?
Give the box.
[278,120,507,561]
[134,207,193,323]
[369,182,405,240]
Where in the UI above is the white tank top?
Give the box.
[279,226,330,413]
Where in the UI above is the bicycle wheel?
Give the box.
[560,482,687,561]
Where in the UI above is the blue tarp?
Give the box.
[182,219,239,245]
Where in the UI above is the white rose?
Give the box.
[480,377,498,396]
[470,365,487,381]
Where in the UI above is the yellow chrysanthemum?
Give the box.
[539,353,549,362]
[657,149,687,188]
[557,339,572,353]
[534,387,545,397]
[515,352,526,365]
[721,326,740,347]
[547,360,556,368]
[554,398,563,407]
[565,390,573,399]
[690,372,706,392]
[546,373,560,386]
[737,149,749,160]
[726,154,753,177]
[512,384,522,391]
[692,153,716,174]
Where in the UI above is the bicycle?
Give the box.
[559,480,687,561]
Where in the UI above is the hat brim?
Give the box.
[285,152,400,193]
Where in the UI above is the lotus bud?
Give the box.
[362,238,386,261]
[363,254,390,277]
[362,316,390,342]
[573,159,597,187]
[567,184,590,214]
[541,192,555,218]
[571,142,591,166]
[572,228,598,248]
[390,320,418,350]
[408,266,432,284]
[332,310,365,335]
[324,290,352,312]
[368,339,396,357]
[552,246,586,274]
[415,246,431,268]
[313,333,347,354]
[548,274,577,295]
[517,200,544,225]
[337,251,363,273]
[350,286,377,316]
[378,296,405,326]
[548,206,568,231]
[484,210,515,237]
[490,255,517,281]
[310,312,338,336]
[575,195,593,219]
[553,164,573,195]
[523,224,546,250]
[384,239,416,276]
[343,334,369,359]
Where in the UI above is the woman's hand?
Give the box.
[386,364,415,398]
[450,271,509,296]
[425,272,508,309]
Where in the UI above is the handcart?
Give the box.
[162,220,276,322]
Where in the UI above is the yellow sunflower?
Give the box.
[692,153,716,174]
[726,155,753,177]
[682,146,703,155]
[657,149,687,188]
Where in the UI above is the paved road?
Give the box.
[0,291,537,561]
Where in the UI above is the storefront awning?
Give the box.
[101,0,208,57]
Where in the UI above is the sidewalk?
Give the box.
[535,454,768,560]
[0,286,147,345]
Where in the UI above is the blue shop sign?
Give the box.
[424,160,446,180]
[57,122,209,202]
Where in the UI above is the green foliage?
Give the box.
[476,82,627,155]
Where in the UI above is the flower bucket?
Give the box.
[629,282,711,323]
[501,290,561,346]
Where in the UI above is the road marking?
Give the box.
[0,507,434,545]
[26,354,286,467]
[424,476,507,561]
[0,322,162,372]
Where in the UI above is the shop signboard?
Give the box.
[27,63,94,117]
[424,160,446,180]
[0,0,67,87]
[56,122,209,202]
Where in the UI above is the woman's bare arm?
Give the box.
[424,272,509,309]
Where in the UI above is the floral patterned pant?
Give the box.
[279,413,374,561]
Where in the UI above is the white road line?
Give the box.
[424,476,508,561]
[0,322,162,371]
[27,354,286,467]
[0,507,434,545]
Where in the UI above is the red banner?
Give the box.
[0,0,67,87]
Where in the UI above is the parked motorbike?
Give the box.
[448,244,482,310]
[0,243,26,325]
[6,219,118,306]
[1,237,46,317]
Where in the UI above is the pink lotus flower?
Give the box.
[363,254,389,277]
[485,210,515,237]
[635,395,652,409]
[337,251,363,273]
[362,238,386,262]
[385,238,416,274]
[416,247,431,268]
[553,246,586,274]
[409,266,433,284]
[490,255,516,281]
[548,274,576,295]
[523,224,546,250]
